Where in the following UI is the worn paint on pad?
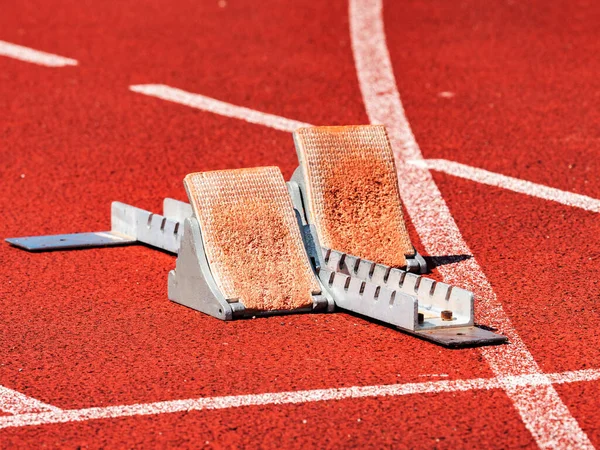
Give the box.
[184,167,319,311]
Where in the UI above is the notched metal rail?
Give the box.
[318,266,417,331]
[321,247,507,348]
[5,199,192,254]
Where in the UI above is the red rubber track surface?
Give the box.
[0,0,598,447]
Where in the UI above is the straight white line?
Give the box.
[0,385,62,415]
[0,369,598,430]
[348,0,594,448]
[547,369,600,385]
[410,159,600,213]
[0,40,77,67]
[130,84,310,133]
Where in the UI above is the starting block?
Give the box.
[5,126,507,347]
[290,125,507,347]
[9,167,335,319]
[290,124,427,274]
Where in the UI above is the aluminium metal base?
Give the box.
[318,249,506,347]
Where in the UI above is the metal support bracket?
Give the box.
[168,216,237,319]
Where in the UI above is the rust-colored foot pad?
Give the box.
[293,125,414,268]
[184,167,321,311]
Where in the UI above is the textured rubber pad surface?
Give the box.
[294,125,414,268]
[184,167,320,311]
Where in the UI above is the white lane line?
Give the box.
[0,40,77,67]
[129,84,600,217]
[547,369,600,385]
[348,0,594,448]
[410,159,600,213]
[130,84,310,133]
[0,385,62,415]
[0,369,598,430]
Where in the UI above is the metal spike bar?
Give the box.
[6,202,184,253]
[111,202,183,253]
[319,254,506,347]
[322,247,474,327]
[389,269,473,327]
[318,267,418,330]
[5,231,136,252]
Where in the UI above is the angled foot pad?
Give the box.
[169,167,333,318]
[292,125,424,272]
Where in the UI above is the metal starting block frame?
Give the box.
[5,194,506,347]
[320,248,507,346]
[7,195,334,320]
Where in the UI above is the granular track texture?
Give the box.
[294,125,414,268]
[184,167,320,311]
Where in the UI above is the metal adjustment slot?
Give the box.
[318,267,417,331]
[112,202,183,253]
[355,257,472,329]
[162,198,193,224]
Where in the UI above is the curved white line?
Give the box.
[348,1,593,448]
